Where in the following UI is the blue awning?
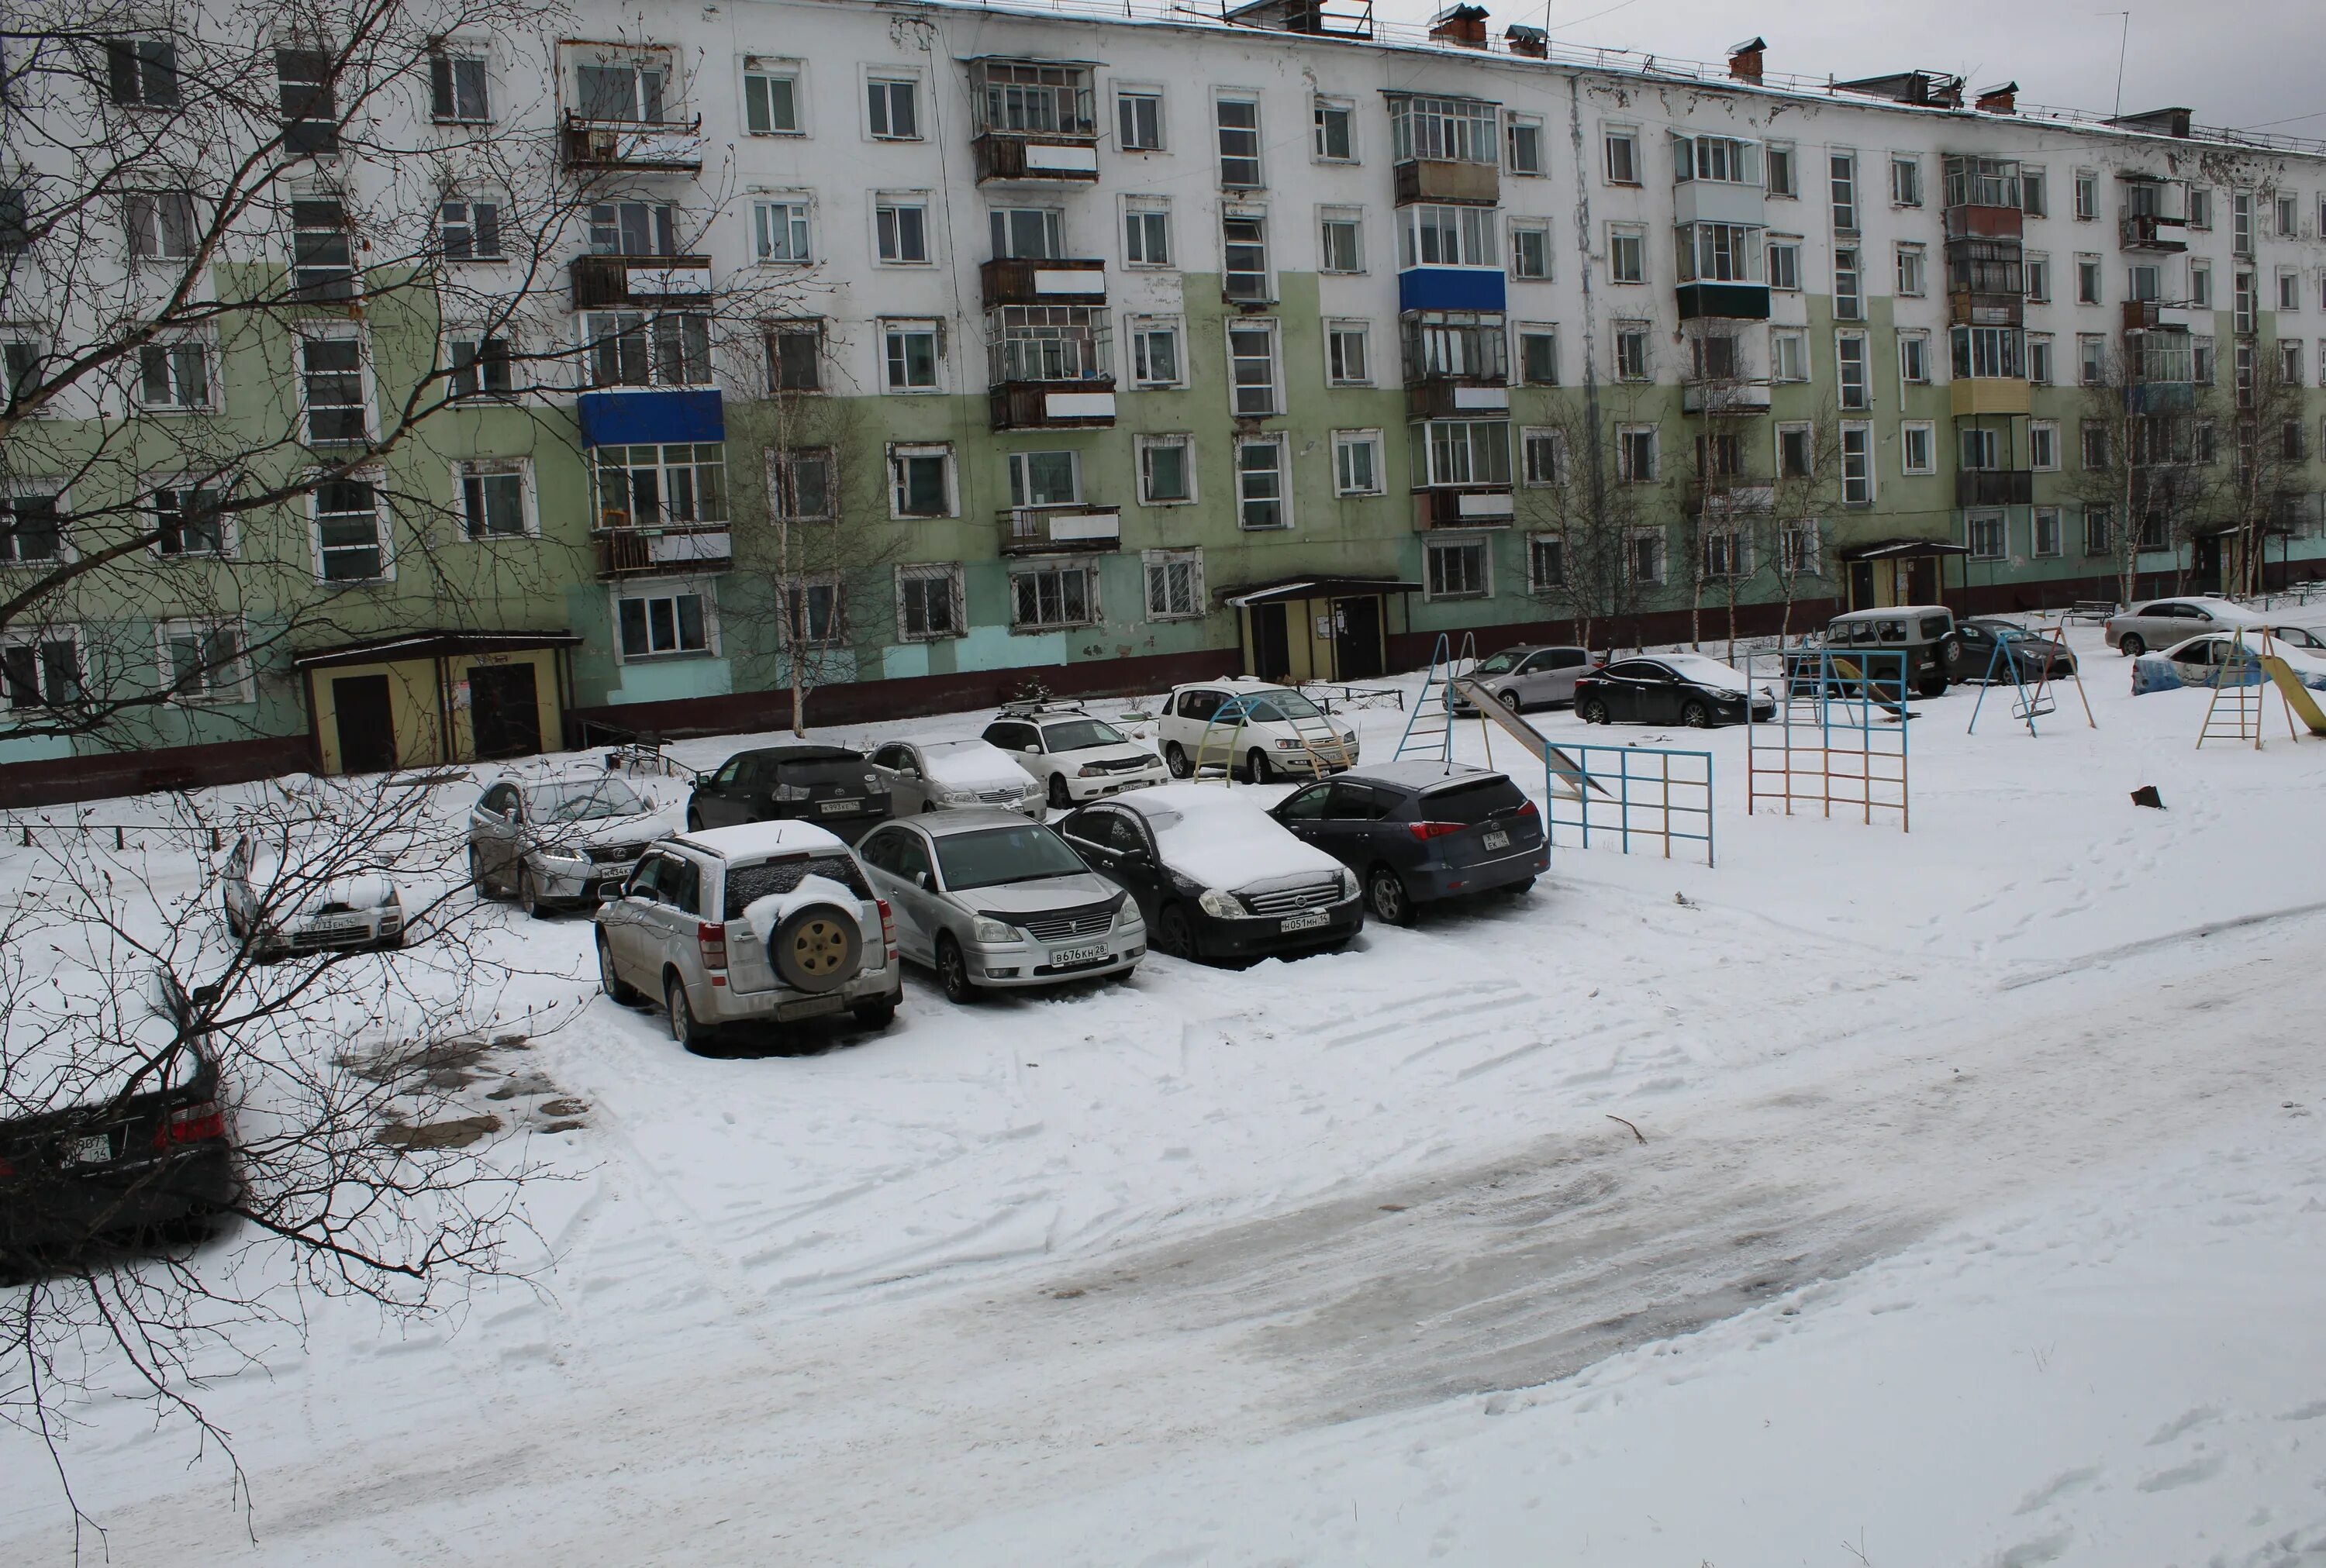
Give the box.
[578,389,725,448]
[1398,267,1507,313]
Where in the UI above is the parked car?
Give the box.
[1946,619,2079,683]
[1574,654,1776,728]
[685,744,890,843]
[981,703,1169,810]
[1155,680,1359,781]
[867,738,1044,819]
[1451,645,1597,715]
[468,773,674,917]
[1819,606,1958,698]
[593,822,899,1053]
[2104,596,2264,657]
[857,812,1145,1001]
[1269,762,1546,925]
[2,970,234,1266]
[2269,624,2326,653]
[222,830,404,960]
[1055,784,1361,965]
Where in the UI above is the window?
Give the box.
[2128,262,2163,305]
[1403,310,1508,381]
[2027,333,2055,385]
[1007,450,1080,510]
[1333,430,1383,496]
[990,206,1064,260]
[1839,422,1873,505]
[2021,167,2048,218]
[2,339,37,407]
[867,75,920,140]
[1833,246,1862,321]
[135,339,212,410]
[106,37,179,106]
[588,201,678,259]
[898,564,962,640]
[1836,331,1867,409]
[1608,225,1644,284]
[2078,333,2107,386]
[0,489,63,564]
[1780,521,1822,575]
[1765,142,1796,197]
[874,198,929,264]
[1123,198,1172,267]
[1767,238,1801,291]
[2083,508,2111,557]
[312,477,386,582]
[2234,190,2256,258]
[1012,563,1099,629]
[1391,96,1497,164]
[1895,243,1927,297]
[1696,429,1744,479]
[1770,328,1808,384]
[1144,550,1203,620]
[2074,254,2101,305]
[577,53,671,122]
[1677,222,1765,284]
[1890,154,1922,208]
[595,443,726,528]
[2279,267,2302,312]
[1138,434,1195,504]
[1127,316,1183,387]
[2278,194,2301,237]
[1776,422,1814,478]
[1223,211,1270,302]
[435,198,502,261]
[2073,169,2099,221]
[1527,533,1565,589]
[1690,333,1742,382]
[2282,338,2305,384]
[289,197,354,300]
[617,589,711,658]
[276,47,340,156]
[1901,422,1934,474]
[457,460,530,539]
[1950,325,2023,380]
[1319,208,1364,274]
[1326,319,1371,385]
[1629,532,1665,584]
[429,45,490,123]
[752,199,810,264]
[2030,508,2062,559]
[1426,538,1489,600]
[1216,96,1261,188]
[2189,259,2212,308]
[160,619,248,701]
[299,331,368,444]
[882,319,940,391]
[2187,187,2211,229]
[768,319,823,392]
[1520,427,1565,487]
[1829,150,1859,233]
[1227,321,1279,415]
[1416,419,1511,488]
[1405,205,1499,270]
[2024,253,2051,302]
[151,483,227,556]
[770,448,833,521]
[1959,426,2000,471]
[2235,270,2258,334]
[775,578,844,647]
[1614,322,1651,381]
[742,63,799,135]
[1898,330,1930,385]
[1702,528,1751,580]
[2080,420,2110,470]
[1506,113,1544,175]
[1967,512,2006,560]
[1236,436,1289,529]
[1617,425,1658,482]
[125,191,198,261]
[446,329,512,398]
[1603,124,1640,185]
[1517,323,1558,386]
[1117,87,1163,151]
[1,631,79,711]
[584,312,710,388]
[1313,97,1355,161]
[1672,133,1762,186]
[1510,220,1551,281]
[887,443,954,517]
[2029,421,2059,471]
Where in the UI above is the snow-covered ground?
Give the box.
[6,622,2326,1565]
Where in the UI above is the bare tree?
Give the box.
[1675,325,1771,657]
[2203,338,2308,598]
[1515,393,1659,654]
[1762,399,1843,643]
[2061,336,2214,607]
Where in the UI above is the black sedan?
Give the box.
[1947,619,2078,683]
[685,744,892,843]
[1270,762,1545,925]
[1574,655,1774,728]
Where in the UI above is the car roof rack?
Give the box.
[996,698,1089,719]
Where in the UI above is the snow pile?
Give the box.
[737,873,863,945]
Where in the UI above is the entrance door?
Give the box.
[2192,534,2223,592]
[332,674,398,774]
[1906,556,1939,605]
[1330,597,1385,681]
[1848,561,1876,611]
[1249,604,1292,682]
[468,663,543,760]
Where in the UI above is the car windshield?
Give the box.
[1040,719,1127,751]
[1241,689,1323,722]
[1471,650,1524,676]
[527,777,646,823]
[934,824,1091,891]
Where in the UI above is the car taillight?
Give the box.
[1515,800,1539,818]
[152,1101,224,1149]
[1407,821,1464,841]
[698,921,727,970]
[877,899,897,960]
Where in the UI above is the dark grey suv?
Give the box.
[1268,761,1547,925]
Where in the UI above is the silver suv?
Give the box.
[592,822,900,1053]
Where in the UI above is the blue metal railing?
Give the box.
[1543,743,1715,867]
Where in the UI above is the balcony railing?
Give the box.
[1675,282,1772,321]
[990,381,1118,431]
[592,523,732,579]
[1685,477,1776,515]
[980,257,1106,309]
[1681,379,1773,415]
[1948,288,2024,328]
[570,253,713,310]
[999,505,1120,553]
[1404,377,1509,421]
[2121,299,2195,333]
[1942,202,2025,241]
[560,112,706,172]
[972,133,1101,183]
[1955,470,2034,507]
[1411,487,1514,530]
[1392,160,1499,206]
[2120,212,2189,252]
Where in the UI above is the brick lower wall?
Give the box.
[0,736,316,810]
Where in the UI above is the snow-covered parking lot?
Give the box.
[6,622,2326,1566]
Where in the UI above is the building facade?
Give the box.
[5,2,2326,801]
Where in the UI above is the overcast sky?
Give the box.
[1374,0,2321,138]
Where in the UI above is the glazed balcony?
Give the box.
[560,113,705,173]
[1684,477,1775,515]
[570,253,713,310]
[1942,202,2024,243]
[2120,211,2189,252]
[999,505,1120,554]
[968,60,1099,184]
[979,257,1106,309]
[1955,470,2034,507]
[1675,282,1772,322]
[592,523,731,579]
[973,133,1100,184]
[1681,378,1773,415]
[1404,377,1508,421]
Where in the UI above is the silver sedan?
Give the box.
[854,811,1146,1002]
[867,738,1044,818]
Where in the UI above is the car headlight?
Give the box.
[1274,738,1303,750]
[378,886,402,908]
[970,916,1020,944]
[1337,868,1359,900]
[1109,899,1137,930]
[538,845,591,867]
[938,787,976,804]
[1196,887,1244,919]
[1077,763,1103,777]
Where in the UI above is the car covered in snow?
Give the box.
[1056,784,1361,965]
[468,773,676,917]
[1155,680,1358,781]
[685,745,891,843]
[1573,654,1776,728]
[2130,631,2326,695]
[856,811,1145,1001]
[2103,596,2264,657]
[981,703,1168,810]
[1449,645,1598,715]
[593,821,900,1053]
[867,738,1045,819]
[2,969,235,1265]
[222,829,405,960]
[1269,762,1545,925]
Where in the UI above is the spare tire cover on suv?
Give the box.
[740,875,865,994]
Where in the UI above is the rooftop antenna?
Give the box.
[2109,10,2131,119]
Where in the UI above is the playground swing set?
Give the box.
[1965,625,2096,738]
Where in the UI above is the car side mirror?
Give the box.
[913,870,932,890]
[597,880,626,902]
[1021,746,1039,756]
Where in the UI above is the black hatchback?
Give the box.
[1573,654,1774,728]
[685,745,892,843]
[1269,762,1547,925]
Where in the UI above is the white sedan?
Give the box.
[868,738,1045,818]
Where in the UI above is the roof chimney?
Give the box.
[1504,22,1547,59]
[1727,36,1766,85]
[1429,4,1490,49]
[1975,81,2017,114]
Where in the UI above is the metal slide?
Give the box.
[1448,678,1608,800]
[2259,656,2326,735]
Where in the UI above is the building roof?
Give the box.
[292,630,581,670]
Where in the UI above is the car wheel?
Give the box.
[665,976,716,1055]
[1505,877,1536,896]
[1579,697,1611,725]
[851,998,898,1030]
[1246,748,1273,784]
[1047,774,1072,810]
[469,848,493,899]
[937,935,978,1004]
[1152,905,1195,960]
[769,903,862,993]
[2119,634,2145,657]
[1497,690,1523,714]
[685,807,706,831]
[1679,700,1713,729]
[518,867,550,920]
[1164,742,1192,779]
[597,932,640,1005]
[1366,865,1417,927]
[1916,673,1948,699]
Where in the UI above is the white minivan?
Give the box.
[1157,679,1359,782]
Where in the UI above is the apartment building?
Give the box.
[5,2,2325,799]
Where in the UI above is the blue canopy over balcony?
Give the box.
[1398,267,1506,313]
[577,388,724,448]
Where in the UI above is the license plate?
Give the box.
[68,1133,111,1165]
[1482,830,1510,851]
[1051,943,1111,966]
[1280,911,1330,933]
[817,799,859,815]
